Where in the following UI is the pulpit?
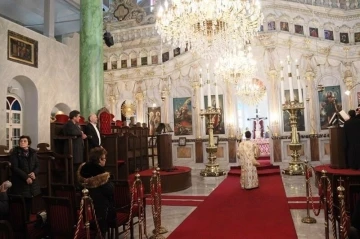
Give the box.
[329,126,347,169]
[157,134,173,171]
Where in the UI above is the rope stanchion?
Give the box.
[337,178,349,239]
[321,170,330,239]
[124,173,148,239]
[301,159,317,224]
[74,185,103,239]
[150,167,166,239]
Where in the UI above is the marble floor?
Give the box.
[122,163,336,239]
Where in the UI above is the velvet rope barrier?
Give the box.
[74,186,103,239]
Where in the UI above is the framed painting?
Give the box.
[148,107,161,136]
[179,137,186,146]
[294,25,304,35]
[309,27,318,38]
[151,55,158,64]
[214,136,219,146]
[340,33,349,43]
[162,52,169,62]
[204,95,225,135]
[324,30,334,40]
[121,59,127,68]
[355,32,360,43]
[174,47,180,57]
[7,30,38,68]
[111,61,117,69]
[283,89,305,132]
[318,86,342,130]
[131,58,137,67]
[280,22,289,31]
[141,56,147,66]
[173,97,193,135]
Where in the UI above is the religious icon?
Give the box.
[259,25,264,32]
[111,61,117,69]
[173,97,193,135]
[148,107,161,136]
[318,86,342,130]
[204,95,225,135]
[174,47,180,57]
[294,24,304,35]
[141,56,147,66]
[162,52,169,62]
[357,92,360,105]
[131,58,137,67]
[268,21,276,31]
[121,59,127,68]
[309,27,318,38]
[340,33,349,43]
[355,32,360,43]
[283,89,305,132]
[151,55,158,64]
[324,30,334,40]
[280,22,289,31]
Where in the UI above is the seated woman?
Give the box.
[237,131,260,190]
[77,147,115,237]
[10,135,41,219]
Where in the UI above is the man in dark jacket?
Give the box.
[344,110,360,169]
[77,147,115,237]
[10,135,41,219]
[63,110,87,164]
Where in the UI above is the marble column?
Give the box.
[305,70,316,134]
[44,0,55,38]
[80,0,104,118]
[135,91,144,124]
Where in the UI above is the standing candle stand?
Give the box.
[200,106,226,177]
[280,56,305,175]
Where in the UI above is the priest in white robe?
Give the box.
[237,131,260,189]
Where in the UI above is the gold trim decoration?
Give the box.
[7,30,38,68]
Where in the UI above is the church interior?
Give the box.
[1,0,360,238]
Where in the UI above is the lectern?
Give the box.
[329,126,347,169]
[156,134,173,171]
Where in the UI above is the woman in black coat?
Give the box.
[10,135,41,219]
[77,147,115,237]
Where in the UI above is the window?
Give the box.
[6,96,22,148]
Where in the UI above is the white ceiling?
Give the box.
[0,0,81,36]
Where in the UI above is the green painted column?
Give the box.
[80,0,104,118]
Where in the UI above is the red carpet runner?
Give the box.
[168,170,298,239]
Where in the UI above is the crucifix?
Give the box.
[247,106,268,139]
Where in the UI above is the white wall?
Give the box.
[0,17,80,146]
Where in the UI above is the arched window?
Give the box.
[6,96,23,148]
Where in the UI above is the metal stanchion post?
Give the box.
[150,169,166,239]
[321,170,329,239]
[302,159,317,224]
[337,178,349,239]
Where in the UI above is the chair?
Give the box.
[36,143,51,153]
[109,179,147,239]
[43,196,98,239]
[7,194,45,239]
[98,107,114,134]
[51,184,79,220]
[0,220,14,239]
[0,161,11,184]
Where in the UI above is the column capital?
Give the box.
[267,69,278,79]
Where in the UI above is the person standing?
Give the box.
[77,147,115,237]
[344,110,360,169]
[237,131,260,189]
[85,113,101,150]
[10,135,41,219]
[63,110,87,164]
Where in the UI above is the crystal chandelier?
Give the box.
[216,46,257,85]
[156,0,263,59]
[237,78,266,105]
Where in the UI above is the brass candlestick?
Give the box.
[282,101,305,175]
[200,106,226,177]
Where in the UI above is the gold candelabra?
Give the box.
[282,101,305,175]
[200,106,226,177]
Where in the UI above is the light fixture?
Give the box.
[215,45,257,85]
[236,78,266,105]
[345,90,350,96]
[156,0,263,59]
